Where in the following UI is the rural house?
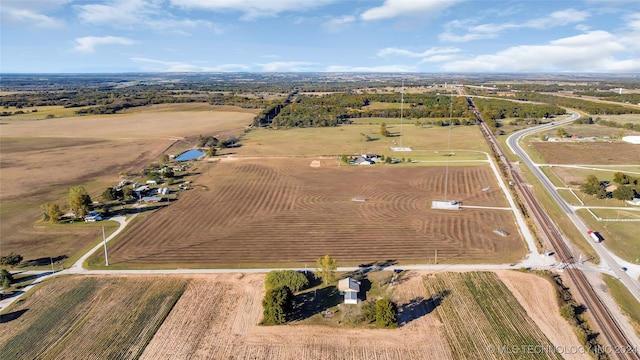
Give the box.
[84,211,102,222]
[338,277,360,305]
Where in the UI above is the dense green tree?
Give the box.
[146,171,161,181]
[68,186,92,218]
[265,270,309,292]
[261,286,294,325]
[40,203,62,224]
[580,175,602,196]
[163,167,174,179]
[613,172,631,185]
[1,269,13,288]
[315,255,337,285]
[612,186,634,201]
[122,186,133,200]
[375,298,398,328]
[0,252,23,267]
[102,187,117,201]
[46,203,62,224]
[556,128,569,138]
[206,147,216,157]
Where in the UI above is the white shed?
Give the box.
[338,277,360,305]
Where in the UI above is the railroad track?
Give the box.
[465,90,640,359]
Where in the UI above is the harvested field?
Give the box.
[423,271,564,359]
[143,271,581,359]
[0,106,254,266]
[0,275,188,360]
[107,158,523,267]
[496,271,589,360]
[530,142,640,165]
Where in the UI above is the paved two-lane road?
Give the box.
[506,111,640,304]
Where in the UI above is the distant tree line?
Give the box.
[572,91,640,105]
[574,116,640,132]
[509,93,640,115]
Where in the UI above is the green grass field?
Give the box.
[576,209,640,264]
[238,122,489,157]
[602,274,640,337]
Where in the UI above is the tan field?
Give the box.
[0,104,256,267]
[104,157,524,268]
[140,271,587,360]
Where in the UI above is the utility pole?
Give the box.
[435,249,438,265]
[50,257,54,273]
[400,80,404,148]
[102,226,109,266]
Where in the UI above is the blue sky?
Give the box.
[1,0,639,73]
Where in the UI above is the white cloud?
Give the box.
[0,0,71,28]
[324,65,418,72]
[323,15,355,33]
[131,57,251,71]
[377,46,460,58]
[440,8,590,43]
[76,0,214,32]
[255,61,317,72]
[74,36,137,53]
[524,9,590,29]
[170,0,335,20]
[360,0,461,21]
[442,30,639,72]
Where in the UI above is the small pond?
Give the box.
[175,149,206,161]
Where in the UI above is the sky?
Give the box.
[1,0,639,73]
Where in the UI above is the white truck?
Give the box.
[587,230,602,243]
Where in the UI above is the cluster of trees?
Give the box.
[581,173,638,200]
[472,98,566,130]
[40,186,93,223]
[512,93,640,115]
[264,92,476,129]
[1,252,23,267]
[351,298,399,328]
[261,270,309,325]
[265,270,309,292]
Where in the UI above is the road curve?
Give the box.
[506,112,640,304]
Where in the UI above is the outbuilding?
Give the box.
[338,277,360,305]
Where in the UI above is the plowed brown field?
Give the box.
[108,158,524,267]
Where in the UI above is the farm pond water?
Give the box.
[175,149,205,161]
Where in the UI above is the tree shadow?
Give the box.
[0,309,28,323]
[290,285,341,321]
[398,290,450,327]
[20,255,68,268]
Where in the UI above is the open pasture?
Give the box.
[0,275,188,360]
[105,158,523,268]
[237,123,489,158]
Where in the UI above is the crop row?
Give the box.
[422,272,562,360]
[0,276,188,359]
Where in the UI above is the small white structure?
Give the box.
[431,200,462,210]
[622,136,640,145]
[84,211,102,222]
[338,277,360,305]
[146,180,158,185]
[390,146,412,152]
